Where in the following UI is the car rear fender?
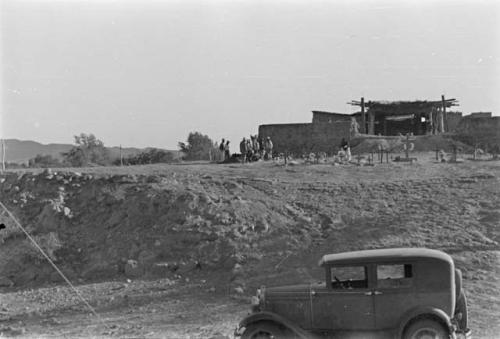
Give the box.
[397,306,453,338]
[236,311,311,339]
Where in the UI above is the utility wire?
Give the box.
[0,200,110,332]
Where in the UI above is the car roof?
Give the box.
[318,248,453,266]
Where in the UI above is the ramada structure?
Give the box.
[348,96,460,136]
[258,96,500,155]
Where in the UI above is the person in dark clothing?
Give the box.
[240,138,248,163]
[219,138,225,161]
[224,140,230,160]
[258,137,264,157]
[340,138,348,151]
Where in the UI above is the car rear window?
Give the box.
[377,264,413,288]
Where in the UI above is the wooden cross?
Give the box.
[403,133,416,160]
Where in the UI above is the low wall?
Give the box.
[454,116,500,152]
[311,121,351,153]
[259,124,312,155]
[258,121,351,155]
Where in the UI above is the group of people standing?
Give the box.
[239,135,273,163]
[216,136,274,163]
[218,139,231,161]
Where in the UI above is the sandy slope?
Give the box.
[0,154,499,338]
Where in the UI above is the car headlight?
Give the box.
[250,287,265,312]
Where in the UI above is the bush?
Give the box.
[116,148,176,165]
[178,132,217,161]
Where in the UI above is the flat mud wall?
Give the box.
[259,123,311,155]
[259,121,350,155]
[454,116,500,151]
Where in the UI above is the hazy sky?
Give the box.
[1,0,499,149]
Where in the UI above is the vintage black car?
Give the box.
[235,248,471,339]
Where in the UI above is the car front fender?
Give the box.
[235,311,312,339]
[397,306,453,338]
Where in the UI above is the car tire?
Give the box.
[404,319,449,339]
[241,322,290,339]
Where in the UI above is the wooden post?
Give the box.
[435,107,440,134]
[1,139,5,171]
[405,134,410,159]
[438,102,445,134]
[120,144,123,166]
[368,110,375,135]
[430,108,435,135]
[361,97,366,134]
[441,95,447,133]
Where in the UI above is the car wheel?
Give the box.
[241,322,289,339]
[404,319,449,339]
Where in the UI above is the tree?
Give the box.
[178,132,216,161]
[63,133,110,167]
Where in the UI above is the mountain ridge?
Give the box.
[1,139,178,163]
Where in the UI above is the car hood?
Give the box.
[266,282,325,295]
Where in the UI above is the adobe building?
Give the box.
[258,96,499,155]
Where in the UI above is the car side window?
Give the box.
[377,264,413,288]
[331,266,368,289]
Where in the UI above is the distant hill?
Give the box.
[1,139,180,164]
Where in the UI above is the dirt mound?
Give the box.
[1,163,498,290]
[351,136,403,153]
[0,162,499,337]
[0,170,298,289]
[351,134,473,153]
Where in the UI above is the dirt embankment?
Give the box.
[0,160,499,338]
[350,134,473,153]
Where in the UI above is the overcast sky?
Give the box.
[1,0,499,149]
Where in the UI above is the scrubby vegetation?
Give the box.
[28,154,65,168]
[113,148,177,166]
[178,131,218,161]
[62,133,111,167]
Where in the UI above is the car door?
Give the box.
[373,262,417,329]
[311,264,375,330]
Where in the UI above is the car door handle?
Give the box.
[364,291,383,296]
